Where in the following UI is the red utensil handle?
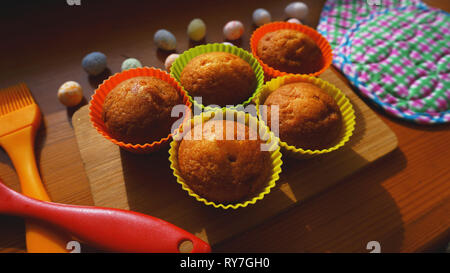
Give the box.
[0,182,210,253]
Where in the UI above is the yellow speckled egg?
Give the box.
[57,81,83,107]
[187,18,206,41]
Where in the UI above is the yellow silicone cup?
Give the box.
[168,108,283,209]
[255,75,356,158]
[170,43,265,112]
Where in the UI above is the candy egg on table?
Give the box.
[121,58,142,71]
[154,29,177,51]
[187,18,206,41]
[81,52,107,76]
[164,53,179,71]
[287,18,302,24]
[223,20,244,40]
[57,81,83,107]
[285,2,309,20]
[222,42,234,46]
[252,8,271,26]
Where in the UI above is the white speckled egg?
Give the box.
[287,18,302,24]
[252,8,271,26]
[223,20,244,40]
[187,18,206,41]
[121,58,142,71]
[57,81,83,107]
[285,2,309,20]
[164,53,179,72]
[222,42,234,46]
[154,29,177,51]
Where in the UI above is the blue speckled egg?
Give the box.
[121,58,142,71]
[82,52,107,76]
[154,29,177,51]
[252,8,271,26]
[285,2,309,20]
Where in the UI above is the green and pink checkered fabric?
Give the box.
[333,6,450,123]
[317,0,427,51]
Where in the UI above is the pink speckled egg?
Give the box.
[223,20,244,40]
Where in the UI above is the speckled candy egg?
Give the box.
[222,42,234,46]
[81,52,107,76]
[187,18,206,41]
[252,8,271,26]
[121,58,142,71]
[154,29,177,51]
[285,2,309,20]
[223,20,244,40]
[164,53,179,72]
[287,18,302,24]
[57,81,83,107]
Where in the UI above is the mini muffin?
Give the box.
[102,76,183,144]
[264,82,342,150]
[179,52,256,106]
[257,29,324,74]
[177,120,271,203]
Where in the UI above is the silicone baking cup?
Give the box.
[89,67,192,154]
[250,22,333,80]
[168,108,283,209]
[255,74,355,158]
[170,43,265,111]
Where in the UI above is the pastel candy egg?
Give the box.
[222,42,234,46]
[121,58,142,71]
[187,18,206,41]
[285,2,309,20]
[164,53,179,71]
[57,81,83,107]
[252,8,271,26]
[154,29,177,51]
[81,52,107,76]
[287,18,302,24]
[223,20,244,40]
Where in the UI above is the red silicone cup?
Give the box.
[89,67,192,154]
[250,22,333,81]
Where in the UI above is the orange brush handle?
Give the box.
[0,126,70,253]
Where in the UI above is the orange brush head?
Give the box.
[0,83,41,138]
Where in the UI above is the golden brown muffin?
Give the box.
[102,76,183,144]
[264,82,342,150]
[257,29,324,74]
[179,52,256,106]
[177,120,271,203]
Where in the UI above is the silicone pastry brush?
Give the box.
[0,83,69,252]
[0,179,211,253]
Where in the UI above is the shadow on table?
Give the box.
[214,148,407,252]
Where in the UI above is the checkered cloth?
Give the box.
[333,5,450,124]
[317,0,427,52]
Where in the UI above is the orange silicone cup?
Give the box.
[250,22,333,80]
[89,67,192,154]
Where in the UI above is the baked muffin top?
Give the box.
[264,82,342,150]
[257,29,324,74]
[102,76,183,144]
[180,52,256,107]
[177,120,271,203]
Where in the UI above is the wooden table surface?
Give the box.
[0,0,448,253]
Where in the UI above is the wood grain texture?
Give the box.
[0,0,448,253]
[72,68,398,246]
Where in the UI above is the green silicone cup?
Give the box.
[170,43,265,111]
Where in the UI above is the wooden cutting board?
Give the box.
[72,68,398,249]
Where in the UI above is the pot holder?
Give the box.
[317,0,427,51]
[333,6,450,124]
